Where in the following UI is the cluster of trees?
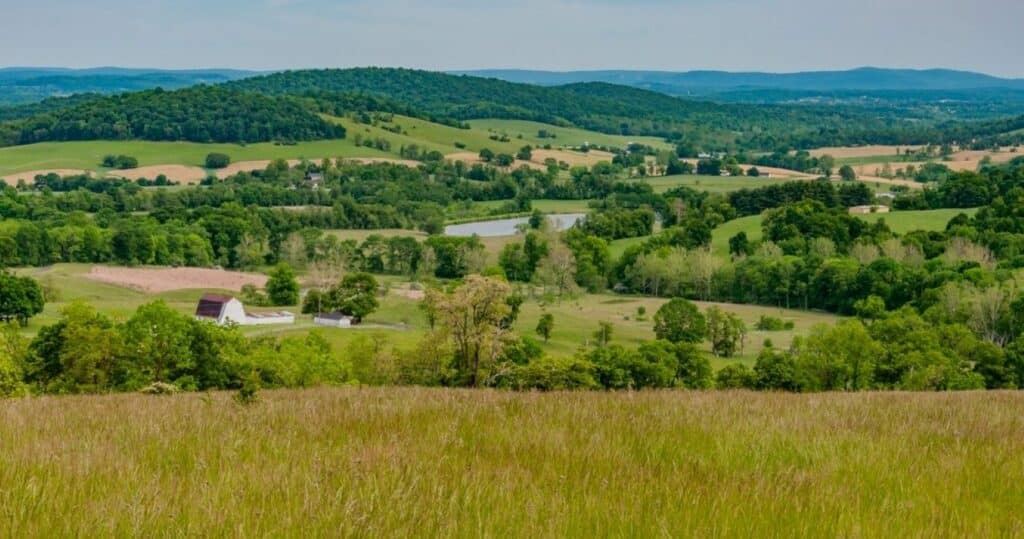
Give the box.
[101,154,138,169]
[0,86,345,146]
[720,308,1023,392]
[0,300,352,397]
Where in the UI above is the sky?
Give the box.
[3,0,1023,77]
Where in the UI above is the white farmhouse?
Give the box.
[194,294,295,326]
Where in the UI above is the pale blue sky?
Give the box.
[3,0,1023,77]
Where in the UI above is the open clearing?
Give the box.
[84,265,268,293]
[1,388,1020,536]
[468,118,674,150]
[854,207,978,234]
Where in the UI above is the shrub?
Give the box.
[755,315,793,331]
[205,153,231,169]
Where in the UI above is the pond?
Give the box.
[444,213,586,237]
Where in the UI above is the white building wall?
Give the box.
[219,299,248,325]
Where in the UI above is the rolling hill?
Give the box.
[223,67,945,148]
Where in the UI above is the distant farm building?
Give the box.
[194,294,295,326]
[313,312,354,328]
[848,205,891,215]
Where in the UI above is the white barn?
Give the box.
[313,312,354,328]
[195,294,295,326]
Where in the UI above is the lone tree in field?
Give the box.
[653,298,706,344]
[326,273,379,321]
[0,272,45,326]
[478,148,495,162]
[706,306,746,357]
[839,164,857,182]
[266,264,300,306]
[536,313,554,343]
[424,275,513,387]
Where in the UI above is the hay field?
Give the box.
[108,164,208,183]
[84,266,268,293]
[1,387,1020,537]
[1,168,91,185]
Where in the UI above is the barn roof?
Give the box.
[195,294,233,318]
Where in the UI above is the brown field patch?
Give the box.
[109,165,208,184]
[532,149,615,167]
[808,145,925,159]
[851,148,1019,177]
[444,152,547,171]
[1,169,91,185]
[85,266,267,293]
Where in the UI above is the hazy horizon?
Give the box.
[2,0,1022,78]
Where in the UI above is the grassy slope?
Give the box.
[854,207,978,234]
[0,114,644,177]
[2,388,1021,536]
[0,138,392,177]
[469,118,673,150]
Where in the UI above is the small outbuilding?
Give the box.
[848,205,891,215]
[313,312,354,328]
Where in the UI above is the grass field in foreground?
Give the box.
[1,388,1020,536]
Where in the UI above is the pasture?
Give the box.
[15,263,835,362]
[2,387,1021,536]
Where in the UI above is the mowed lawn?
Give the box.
[1,388,1021,536]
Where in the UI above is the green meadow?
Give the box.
[2,387,1020,537]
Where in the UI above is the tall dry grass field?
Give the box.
[1,388,1022,536]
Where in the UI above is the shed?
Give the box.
[848,205,891,215]
[314,312,354,328]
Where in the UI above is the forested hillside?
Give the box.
[226,68,1024,150]
[0,86,344,146]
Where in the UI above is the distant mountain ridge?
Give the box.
[0,67,260,105]
[450,67,1024,93]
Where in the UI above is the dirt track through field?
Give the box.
[85,266,267,293]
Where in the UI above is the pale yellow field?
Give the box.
[808,145,924,158]
[1,168,91,185]
[109,164,208,184]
